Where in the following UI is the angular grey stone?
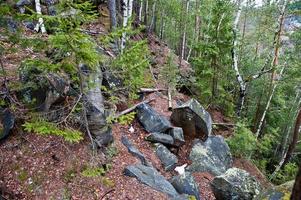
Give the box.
[255,180,294,200]
[146,132,174,145]
[121,136,151,166]
[155,143,178,171]
[136,103,172,133]
[171,99,212,140]
[124,164,178,197]
[168,127,185,147]
[16,0,32,7]
[187,136,232,176]
[170,173,201,200]
[211,168,261,200]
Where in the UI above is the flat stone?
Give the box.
[121,136,151,166]
[155,143,178,171]
[146,132,174,145]
[124,164,178,197]
[170,173,201,200]
[137,103,172,133]
[168,127,185,147]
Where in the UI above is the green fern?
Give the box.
[23,120,83,143]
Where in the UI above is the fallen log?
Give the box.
[139,88,166,93]
[115,98,155,118]
[212,122,236,127]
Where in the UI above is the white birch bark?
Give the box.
[139,0,143,21]
[34,0,46,34]
[232,0,246,116]
[121,0,133,50]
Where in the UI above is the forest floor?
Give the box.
[0,17,271,200]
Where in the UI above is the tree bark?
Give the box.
[108,0,117,30]
[121,0,133,50]
[255,0,288,136]
[232,0,246,116]
[34,0,46,33]
[291,163,301,200]
[282,107,301,167]
[255,65,286,138]
[179,0,190,65]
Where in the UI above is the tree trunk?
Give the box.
[180,0,190,65]
[34,0,46,33]
[148,0,156,33]
[232,0,246,116]
[255,0,288,136]
[139,0,143,21]
[255,65,286,138]
[144,0,148,26]
[282,107,301,167]
[121,0,133,50]
[108,0,117,30]
[291,163,301,200]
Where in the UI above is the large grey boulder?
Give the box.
[170,173,201,200]
[136,103,172,133]
[121,136,151,166]
[171,99,212,141]
[187,136,232,176]
[211,168,261,200]
[146,132,174,145]
[124,164,178,197]
[256,180,294,200]
[19,63,70,112]
[168,127,185,147]
[155,143,178,171]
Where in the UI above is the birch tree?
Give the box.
[232,0,246,116]
[121,0,134,50]
[34,0,46,33]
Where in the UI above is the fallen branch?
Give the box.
[115,98,155,118]
[139,88,166,93]
[100,188,115,200]
[212,122,236,127]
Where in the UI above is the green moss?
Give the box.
[81,166,106,178]
[102,177,115,188]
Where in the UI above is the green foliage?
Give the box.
[227,123,257,158]
[160,53,179,90]
[106,143,119,160]
[117,112,136,125]
[23,120,83,143]
[112,40,151,98]
[81,166,106,177]
[271,163,298,185]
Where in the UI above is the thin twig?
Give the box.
[101,188,115,200]
[58,93,82,124]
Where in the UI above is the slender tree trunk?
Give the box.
[121,0,133,50]
[282,107,301,167]
[139,0,143,21]
[34,0,46,33]
[291,163,301,200]
[232,0,246,116]
[108,0,117,30]
[255,65,286,138]
[144,0,148,26]
[255,0,288,136]
[148,0,156,33]
[159,10,165,39]
[180,0,190,65]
